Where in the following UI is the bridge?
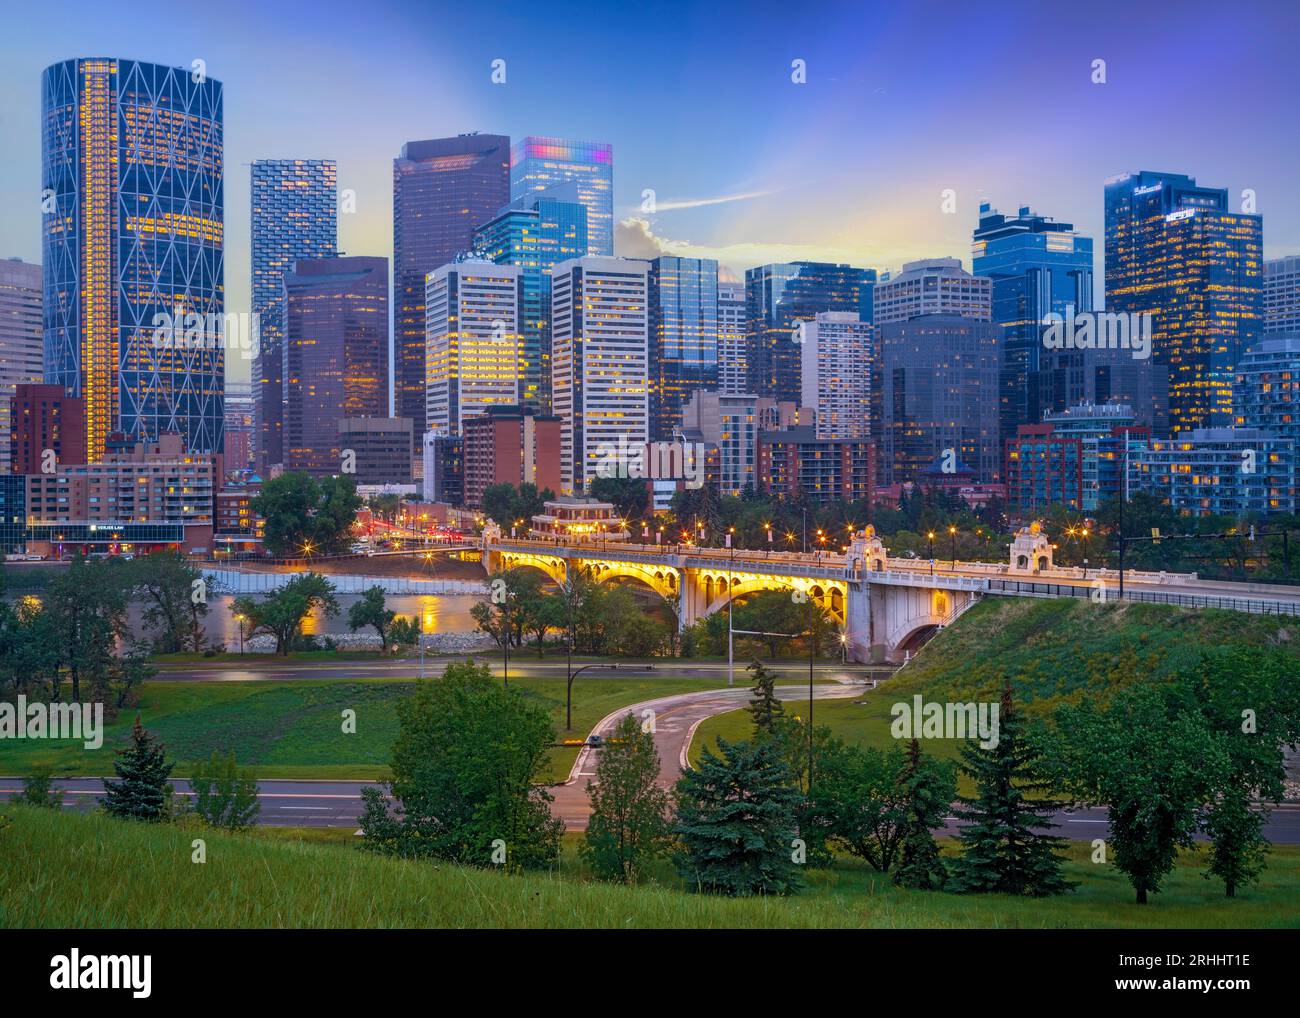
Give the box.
[483,523,1300,664]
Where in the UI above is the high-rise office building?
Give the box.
[879,314,1002,484]
[800,311,871,440]
[680,390,765,497]
[282,256,388,476]
[250,159,337,471]
[510,137,613,256]
[746,262,875,404]
[424,260,523,436]
[223,380,254,471]
[717,281,747,394]
[551,257,649,494]
[1264,257,1300,335]
[1105,170,1262,433]
[0,260,46,473]
[473,186,587,410]
[648,256,718,440]
[42,58,225,460]
[872,258,991,325]
[971,204,1094,443]
[393,135,510,437]
[1040,401,1145,511]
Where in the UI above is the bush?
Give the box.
[188,751,260,831]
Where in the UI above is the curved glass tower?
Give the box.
[42,58,225,460]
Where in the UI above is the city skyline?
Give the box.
[3,1,1299,390]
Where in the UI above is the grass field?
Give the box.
[0,675,740,783]
[691,597,1300,769]
[3,806,1296,928]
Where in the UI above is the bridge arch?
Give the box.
[701,573,847,623]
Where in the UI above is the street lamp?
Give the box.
[927,531,936,575]
[949,524,957,567]
[234,613,245,654]
[727,527,736,686]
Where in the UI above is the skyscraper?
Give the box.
[425,260,523,436]
[1105,171,1262,433]
[800,311,872,440]
[872,258,991,325]
[716,281,747,395]
[393,135,510,437]
[42,58,225,460]
[250,159,337,471]
[282,256,388,477]
[746,262,875,404]
[971,204,1094,443]
[648,256,718,440]
[510,137,613,256]
[1235,335,1300,445]
[0,260,46,474]
[1264,257,1300,335]
[473,186,588,410]
[551,257,649,494]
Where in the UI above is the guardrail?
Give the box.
[984,577,1300,616]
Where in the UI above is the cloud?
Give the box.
[649,189,778,212]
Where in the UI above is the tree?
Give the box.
[188,751,260,831]
[348,586,396,652]
[581,712,671,883]
[253,472,361,556]
[746,659,784,735]
[46,556,128,701]
[673,737,804,896]
[807,742,909,871]
[358,660,562,869]
[602,587,667,657]
[1203,789,1267,898]
[127,551,208,654]
[231,572,339,655]
[892,739,955,891]
[313,475,364,555]
[19,765,64,809]
[102,717,174,822]
[949,684,1075,896]
[480,482,556,530]
[1055,681,1228,904]
[589,475,649,521]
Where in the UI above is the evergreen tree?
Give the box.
[949,683,1075,896]
[102,717,174,822]
[892,739,953,891]
[581,712,671,883]
[673,737,804,896]
[746,659,784,735]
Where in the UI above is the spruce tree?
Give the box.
[746,659,784,736]
[949,683,1075,896]
[893,738,952,891]
[673,737,804,896]
[102,716,174,822]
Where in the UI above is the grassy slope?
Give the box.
[0,676,735,783]
[691,598,1300,767]
[3,807,1297,928]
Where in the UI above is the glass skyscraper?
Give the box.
[473,186,588,410]
[745,262,875,405]
[510,137,613,257]
[648,256,718,440]
[250,159,337,471]
[393,135,510,439]
[42,58,225,460]
[971,203,1093,444]
[1105,171,1262,434]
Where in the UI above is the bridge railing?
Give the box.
[984,576,1300,616]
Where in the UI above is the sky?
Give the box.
[2,0,1299,386]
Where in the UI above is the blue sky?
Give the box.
[2,0,1298,384]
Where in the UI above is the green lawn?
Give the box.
[691,597,1300,769]
[3,806,1296,928]
[1,675,738,783]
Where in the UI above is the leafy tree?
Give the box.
[313,475,364,554]
[126,550,209,654]
[589,475,649,521]
[949,683,1075,896]
[388,615,421,649]
[893,739,955,891]
[231,572,339,655]
[188,751,260,831]
[1055,681,1229,904]
[673,737,804,896]
[601,586,666,656]
[253,472,361,556]
[19,766,64,809]
[46,555,128,701]
[746,659,784,735]
[808,742,909,871]
[581,712,671,883]
[358,660,562,869]
[0,596,60,700]
[102,717,175,823]
[480,482,556,530]
[348,586,396,652]
[1203,789,1267,898]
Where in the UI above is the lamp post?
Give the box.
[727,527,736,686]
[1080,527,1090,579]
[949,524,957,567]
[927,531,936,576]
[234,613,245,654]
